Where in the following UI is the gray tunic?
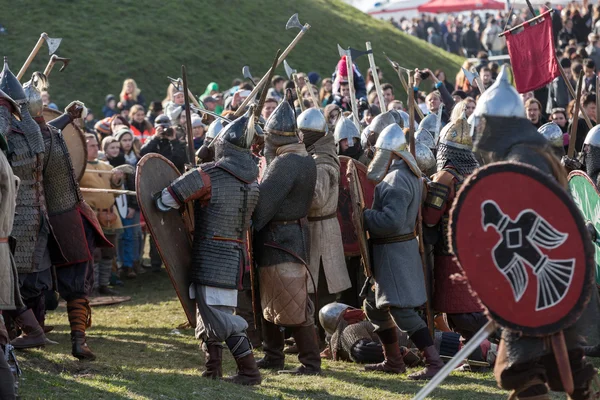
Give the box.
[364,159,426,309]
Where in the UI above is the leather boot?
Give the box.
[408,345,444,380]
[10,309,55,349]
[365,342,406,374]
[133,260,146,275]
[71,331,96,361]
[278,325,321,375]
[222,353,262,386]
[256,319,285,370]
[201,344,222,379]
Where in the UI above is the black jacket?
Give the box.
[140,136,188,172]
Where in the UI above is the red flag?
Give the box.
[505,11,559,94]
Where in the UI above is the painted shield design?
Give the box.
[568,170,600,287]
[136,153,196,327]
[43,107,87,181]
[450,162,594,335]
[346,157,375,277]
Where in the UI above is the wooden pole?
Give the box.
[366,42,386,110]
[567,72,584,158]
[345,51,361,131]
[408,72,416,157]
[551,331,574,394]
[17,33,47,81]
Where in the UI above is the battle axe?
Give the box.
[365,42,385,111]
[384,53,424,120]
[235,13,311,115]
[167,76,201,109]
[283,60,305,112]
[17,32,62,81]
[43,55,70,78]
[242,66,256,87]
[337,44,370,130]
[462,67,486,95]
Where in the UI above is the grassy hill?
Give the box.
[1,0,463,113]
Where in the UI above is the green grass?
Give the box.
[18,271,575,400]
[1,0,463,113]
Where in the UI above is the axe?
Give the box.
[17,32,62,81]
[462,67,486,95]
[242,66,256,87]
[338,44,370,130]
[43,54,70,78]
[167,76,201,109]
[236,13,311,114]
[384,53,424,119]
[285,59,320,110]
[365,42,385,111]
[283,60,305,112]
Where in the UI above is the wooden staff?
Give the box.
[408,72,416,157]
[291,73,306,112]
[345,51,361,131]
[366,42,386,110]
[80,188,136,196]
[567,72,584,158]
[551,331,574,394]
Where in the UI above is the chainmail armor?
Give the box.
[191,164,259,288]
[170,169,207,205]
[585,145,600,185]
[436,143,479,176]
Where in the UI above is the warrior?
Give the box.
[196,118,225,164]
[583,125,600,186]
[0,87,20,398]
[298,108,351,339]
[538,122,566,159]
[23,72,112,360]
[0,58,55,349]
[470,65,596,399]
[154,110,261,385]
[422,114,485,341]
[361,110,396,164]
[362,123,444,380]
[252,97,321,375]
[334,115,369,165]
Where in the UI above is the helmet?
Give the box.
[367,123,419,182]
[418,113,440,141]
[439,116,472,150]
[217,108,255,149]
[415,128,436,150]
[397,109,411,129]
[584,124,600,147]
[23,72,47,118]
[333,116,360,147]
[538,122,564,149]
[318,302,353,335]
[0,57,26,105]
[297,108,327,135]
[415,142,435,173]
[265,98,296,137]
[388,109,405,128]
[374,123,407,152]
[470,65,526,121]
[206,118,224,140]
[368,110,396,135]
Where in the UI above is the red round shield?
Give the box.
[450,162,595,336]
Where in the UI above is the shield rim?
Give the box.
[346,158,373,277]
[42,107,87,181]
[450,161,595,336]
[136,153,196,327]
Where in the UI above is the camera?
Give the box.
[164,127,175,137]
[419,71,431,80]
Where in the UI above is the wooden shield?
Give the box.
[42,107,87,181]
[136,154,196,327]
[568,170,600,287]
[346,159,373,277]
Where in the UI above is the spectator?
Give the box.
[559,19,577,49]
[461,23,480,57]
[129,104,154,144]
[267,75,285,103]
[331,81,352,112]
[146,101,163,125]
[427,27,444,48]
[41,90,58,110]
[119,78,145,109]
[481,19,505,56]
[451,90,467,103]
[84,109,98,133]
[586,33,600,67]
[434,70,454,94]
[445,25,461,55]
[102,94,118,118]
[525,98,546,128]
[455,60,474,92]
[140,114,187,173]
[569,92,597,153]
[200,82,219,101]
[191,114,206,150]
[262,97,278,121]
[319,78,333,107]
[331,55,367,99]
[480,67,495,90]
[387,100,404,112]
[547,58,574,112]
[550,107,569,133]
[583,58,597,92]
[381,83,395,109]
[307,72,320,86]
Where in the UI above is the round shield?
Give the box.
[42,107,87,181]
[450,162,595,336]
[568,170,600,288]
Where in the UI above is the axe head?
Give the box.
[337,44,347,58]
[242,66,253,80]
[462,67,477,86]
[383,52,399,70]
[54,56,70,72]
[283,60,296,80]
[348,47,372,61]
[44,36,62,55]
[286,13,303,30]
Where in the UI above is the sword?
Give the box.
[412,320,497,400]
[80,188,136,196]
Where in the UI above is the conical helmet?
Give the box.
[0,57,26,105]
[584,124,600,147]
[368,110,396,135]
[333,116,360,147]
[415,128,436,150]
[206,118,225,141]
[388,109,405,128]
[415,142,435,173]
[538,122,564,149]
[439,116,472,150]
[368,123,419,182]
[23,72,47,118]
[217,108,255,149]
[318,302,353,336]
[471,65,526,120]
[0,87,19,119]
[297,107,327,135]
[374,123,407,152]
[265,98,296,137]
[418,113,439,139]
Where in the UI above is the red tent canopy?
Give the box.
[418,0,505,13]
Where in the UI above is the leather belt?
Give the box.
[308,213,337,222]
[200,235,245,244]
[0,238,7,243]
[269,217,307,226]
[371,232,416,245]
[92,206,114,213]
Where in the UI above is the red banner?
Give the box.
[505,11,559,93]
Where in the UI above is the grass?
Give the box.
[0,0,463,113]
[17,271,577,400]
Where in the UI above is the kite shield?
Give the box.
[136,153,196,327]
[450,162,594,336]
[345,157,375,277]
[568,170,600,287]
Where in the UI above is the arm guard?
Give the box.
[424,181,450,210]
[47,113,72,131]
[167,168,211,206]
